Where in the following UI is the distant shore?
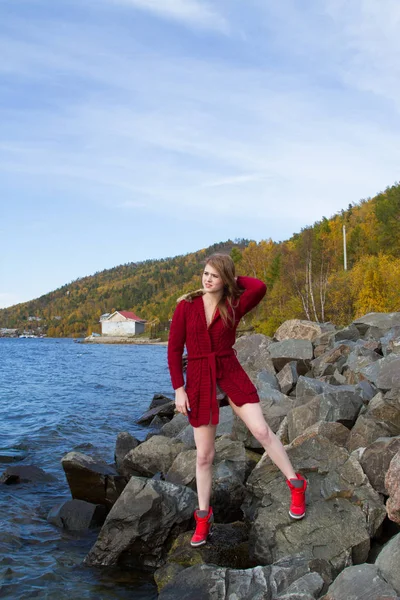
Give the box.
[80,335,168,345]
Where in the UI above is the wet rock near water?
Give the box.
[84,476,197,569]
[0,465,56,485]
[114,431,140,473]
[47,499,107,531]
[61,452,127,509]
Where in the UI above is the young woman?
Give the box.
[167,253,307,547]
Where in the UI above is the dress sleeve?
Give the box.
[167,300,187,390]
[236,276,267,319]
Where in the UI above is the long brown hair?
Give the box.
[203,253,243,327]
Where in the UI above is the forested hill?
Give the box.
[0,240,250,337]
[1,183,399,338]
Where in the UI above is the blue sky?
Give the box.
[1,0,400,308]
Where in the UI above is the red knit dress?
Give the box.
[167,276,267,427]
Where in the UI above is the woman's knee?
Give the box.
[252,424,273,446]
[196,448,215,468]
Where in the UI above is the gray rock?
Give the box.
[148,393,174,410]
[347,414,393,452]
[0,448,28,463]
[367,391,400,435]
[375,532,400,594]
[136,401,176,425]
[61,452,126,509]
[361,354,400,390]
[287,386,363,442]
[84,476,197,569]
[359,436,400,494]
[160,413,189,438]
[291,421,350,448]
[277,572,324,598]
[385,450,400,524]
[245,433,386,570]
[268,340,314,374]
[353,312,400,336]
[355,380,377,403]
[114,432,140,472]
[234,333,275,377]
[295,377,326,407]
[381,327,400,357]
[121,435,184,478]
[257,368,281,391]
[0,465,56,484]
[47,499,106,531]
[311,344,353,379]
[149,415,168,428]
[277,362,299,395]
[158,554,331,600]
[332,324,361,343]
[322,563,398,600]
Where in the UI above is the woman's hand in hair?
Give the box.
[175,387,191,417]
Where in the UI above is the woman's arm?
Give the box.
[167,300,187,390]
[236,276,267,318]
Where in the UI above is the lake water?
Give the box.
[0,338,174,599]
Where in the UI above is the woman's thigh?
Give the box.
[228,398,270,436]
[193,424,217,453]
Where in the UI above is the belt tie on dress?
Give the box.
[187,349,236,423]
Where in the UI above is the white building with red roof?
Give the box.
[100,310,146,337]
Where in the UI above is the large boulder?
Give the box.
[84,477,197,569]
[311,344,353,379]
[375,532,400,594]
[268,340,314,374]
[346,414,393,453]
[120,435,184,478]
[277,362,299,395]
[321,563,398,600]
[244,433,386,572]
[47,499,106,531]
[385,450,400,524]
[381,326,400,356]
[274,320,326,342]
[360,353,400,390]
[160,413,189,438]
[158,554,329,600]
[359,436,400,494]
[61,452,126,508]
[287,386,363,442]
[114,431,140,472]
[353,312,400,336]
[234,333,275,377]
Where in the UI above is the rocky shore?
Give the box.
[2,311,400,599]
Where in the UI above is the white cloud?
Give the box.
[108,0,228,32]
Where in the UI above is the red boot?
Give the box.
[286,473,307,519]
[190,507,214,547]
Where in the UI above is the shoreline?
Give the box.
[80,336,168,345]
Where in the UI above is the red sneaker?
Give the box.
[190,507,214,547]
[286,473,307,519]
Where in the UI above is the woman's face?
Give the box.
[202,263,224,295]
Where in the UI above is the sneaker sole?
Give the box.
[289,510,305,519]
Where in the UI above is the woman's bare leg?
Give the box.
[193,424,217,510]
[228,399,297,481]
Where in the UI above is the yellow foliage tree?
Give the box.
[350,254,400,317]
